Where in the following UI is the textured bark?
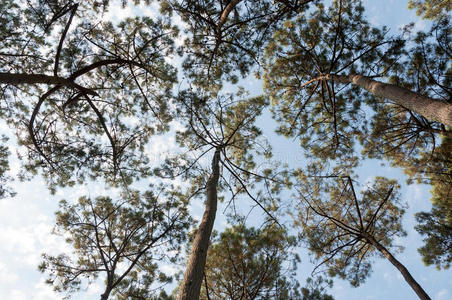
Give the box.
[0,58,144,96]
[0,73,76,86]
[322,74,452,127]
[218,0,242,29]
[362,233,431,300]
[0,72,97,95]
[177,149,221,300]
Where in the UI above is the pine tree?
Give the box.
[39,186,191,299]
[294,173,431,299]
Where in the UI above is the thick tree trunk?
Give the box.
[363,233,431,300]
[324,74,452,127]
[177,149,221,300]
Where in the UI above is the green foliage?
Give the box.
[39,186,191,299]
[0,0,449,297]
[408,0,451,20]
[263,0,451,175]
[161,0,316,88]
[159,89,286,223]
[415,205,452,270]
[1,0,178,189]
[263,0,406,163]
[263,1,451,269]
[295,174,406,287]
[361,19,451,182]
[0,135,15,199]
[300,277,334,300]
[201,223,301,299]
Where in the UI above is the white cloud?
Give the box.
[404,184,430,209]
[0,221,68,267]
[9,289,27,300]
[383,271,393,282]
[436,289,449,300]
[102,0,159,24]
[160,264,179,276]
[86,281,105,297]
[33,279,60,300]
[383,270,403,283]
[0,262,19,285]
[413,19,428,32]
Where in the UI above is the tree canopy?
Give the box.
[0,0,450,299]
[39,187,191,299]
[408,0,452,20]
[1,0,178,191]
[294,173,431,299]
[201,224,300,299]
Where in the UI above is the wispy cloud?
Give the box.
[436,289,449,300]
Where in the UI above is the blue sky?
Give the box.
[0,0,450,299]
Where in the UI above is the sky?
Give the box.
[0,0,451,299]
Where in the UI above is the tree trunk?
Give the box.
[362,233,431,300]
[100,287,112,300]
[177,149,221,300]
[100,292,110,300]
[324,74,452,127]
[100,273,114,300]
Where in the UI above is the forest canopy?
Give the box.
[0,0,450,299]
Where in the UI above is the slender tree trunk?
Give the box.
[100,286,112,300]
[177,149,221,300]
[323,74,452,127]
[100,273,114,300]
[218,0,242,28]
[362,233,431,300]
[100,292,110,300]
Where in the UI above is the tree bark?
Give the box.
[100,270,114,300]
[0,72,97,95]
[322,74,452,127]
[100,286,112,300]
[218,0,242,29]
[0,73,75,86]
[177,149,221,300]
[100,291,110,300]
[362,233,431,300]
[0,58,145,95]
